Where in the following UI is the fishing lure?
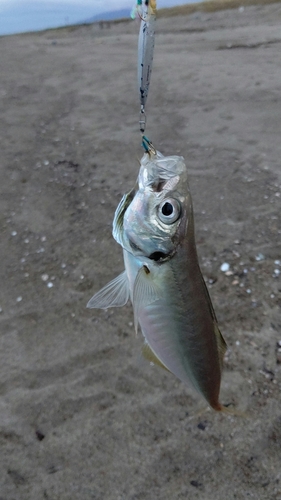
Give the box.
[132,0,157,135]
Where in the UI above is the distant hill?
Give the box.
[84,9,131,23]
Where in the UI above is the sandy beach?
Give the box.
[0,3,281,498]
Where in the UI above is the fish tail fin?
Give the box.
[215,403,248,417]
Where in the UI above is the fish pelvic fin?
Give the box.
[142,342,171,373]
[87,271,129,309]
[133,265,162,335]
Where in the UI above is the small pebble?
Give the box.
[232,250,240,258]
[220,263,230,272]
[41,274,49,281]
[255,253,265,261]
[35,430,45,441]
[11,231,17,236]
[225,270,233,276]
[47,282,53,288]
[197,422,206,431]
[190,480,201,488]
[16,296,22,302]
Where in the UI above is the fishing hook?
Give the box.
[142,135,156,156]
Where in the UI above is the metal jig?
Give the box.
[136,0,157,150]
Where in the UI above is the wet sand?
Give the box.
[0,3,281,499]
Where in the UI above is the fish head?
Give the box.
[113,151,193,262]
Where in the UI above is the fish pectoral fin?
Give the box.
[133,265,162,334]
[87,271,130,309]
[142,342,171,372]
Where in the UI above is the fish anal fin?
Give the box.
[87,271,129,309]
[142,343,171,372]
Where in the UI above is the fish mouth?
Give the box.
[148,251,168,262]
[128,238,169,262]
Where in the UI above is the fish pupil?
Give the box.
[162,202,173,216]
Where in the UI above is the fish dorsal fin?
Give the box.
[133,265,162,334]
[87,271,129,309]
[142,342,171,372]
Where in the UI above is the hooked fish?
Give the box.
[88,150,228,412]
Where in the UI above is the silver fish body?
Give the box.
[88,151,227,411]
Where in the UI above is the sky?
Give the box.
[0,0,193,35]
[0,0,189,13]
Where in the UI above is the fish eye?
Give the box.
[158,199,181,224]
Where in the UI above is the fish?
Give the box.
[87,150,229,412]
